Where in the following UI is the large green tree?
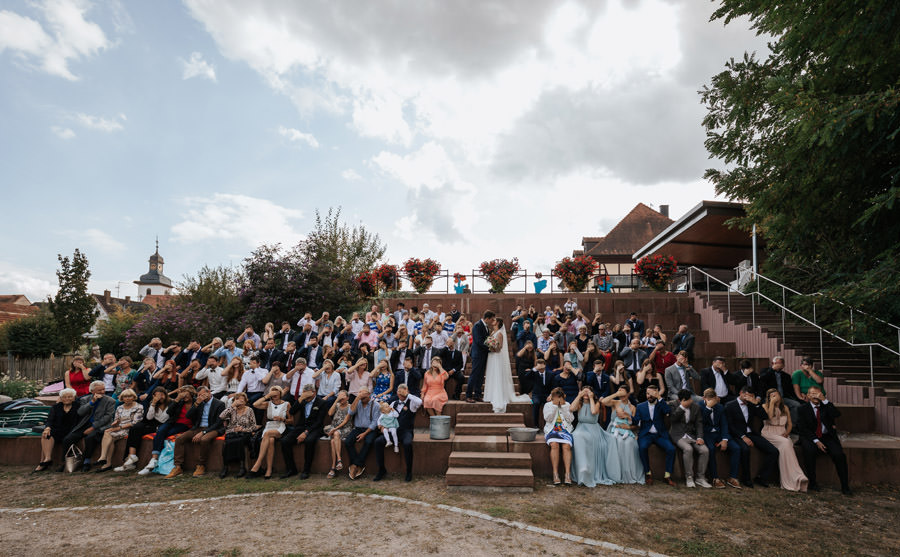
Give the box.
[702,1,900,331]
[177,264,245,330]
[48,249,98,352]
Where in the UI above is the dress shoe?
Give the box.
[842,487,853,496]
[192,465,206,477]
[280,469,298,479]
[741,480,754,488]
[236,464,247,478]
[219,466,228,479]
[299,472,310,480]
[665,477,676,487]
[405,473,412,482]
[373,470,385,482]
[81,461,92,473]
[164,466,183,479]
[753,477,770,488]
[245,469,260,479]
[808,483,821,492]
[465,398,477,403]
[644,474,653,486]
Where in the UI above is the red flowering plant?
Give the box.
[634,254,678,291]
[355,271,378,298]
[479,258,519,293]
[402,258,441,294]
[373,264,400,292]
[453,272,467,284]
[553,255,596,292]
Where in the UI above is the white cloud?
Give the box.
[371,141,470,193]
[0,0,110,80]
[341,169,362,181]
[0,261,56,301]
[82,228,125,253]
[277,126,319,148]
[73,112,124,132]
[180,51,216,82]
[171,193,304,248]
[51,125,75,139]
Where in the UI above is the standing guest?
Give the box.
[258,338,283,370]
[64,381,116,472]
[761,356,801,426]
[247,386,289,479]
[324,391,353,478]
[669,389,711,488]
[729,359,763,398]
[343,388,380,480]
[94,389,144,473]
[64,356,92,397]
[792,357,826,401]
[797,385,851,495]
[672,325,695,362]
[284,358,314,401]
[138,386,196,476]
[34,388,79,473]
[299,335,325,370]
[635,360,665,403]
[421,357,450,416]
[167,386,226,478]
[601,385,644,484]
[761,388,808,492]
[280,384,326,479]
[373,384,422,482]
[701,357,732,404]
[570,388,611,487]
[516,320,538,351]
[724,386,779,488]
[196,356,227,399]
[700,389,742,489]
[370,360,395,403]
[543,387,575,486]
[633,384,676,486]
[552,361,580,403]
[116,387,169,472]
[664,351,702,404]
[466,310,494,403]
[218,392,256,478]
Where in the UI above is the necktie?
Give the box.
[815,405,823,438]
[294,374,302,398]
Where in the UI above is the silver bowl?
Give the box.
[508,427,539,442]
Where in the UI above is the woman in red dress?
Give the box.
[64,356,91,396]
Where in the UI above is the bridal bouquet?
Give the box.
[485,334,502,353]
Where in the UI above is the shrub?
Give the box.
[95,308,143,356]
[123,301,226,357]
[3,312,67,358]
[0,373,43,398]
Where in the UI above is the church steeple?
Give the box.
[135,237,173,299]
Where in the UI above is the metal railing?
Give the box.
[686,266,900,389]
[392,270,647,295]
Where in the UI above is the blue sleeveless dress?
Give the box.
[571,404,613,487]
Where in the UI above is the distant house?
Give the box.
[86,290,150,338]
[0,294,39,324]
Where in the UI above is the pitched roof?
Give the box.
[0,302,39,324]
[582,203,674,257]
[92,293,150,316]
[0,294,32,305]
[140,294,177,308]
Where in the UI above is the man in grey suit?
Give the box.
[670,389,711,488]
[665,351,702,404]
[63,380,116,471]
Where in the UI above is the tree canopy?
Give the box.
[703,1,900,327]
[48,249,98,351]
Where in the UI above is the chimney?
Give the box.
[125,296,131,304]
[103,290,111,304]
[659,204,669,218]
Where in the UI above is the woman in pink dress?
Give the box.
[421,356,449,415]
[762,388,808,492]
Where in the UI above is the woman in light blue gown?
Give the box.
[570,388,613,487]
[601,384,645,484]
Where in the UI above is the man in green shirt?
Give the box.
[792,357,825,401]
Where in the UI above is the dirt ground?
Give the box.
[1,466,899,556]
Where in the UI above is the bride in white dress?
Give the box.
[483,319,531,413]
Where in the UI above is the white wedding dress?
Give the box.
[483,327,531,413]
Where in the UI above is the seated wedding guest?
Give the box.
[564,341,584,372]
[761,388,808,492]
[729,359,763,398]
[313,360,342,406]
[240,339,258,366]
[797,385,851,495]
[792,357,826,401]
[635,360,665,403]
[552,361,579,403]
[324,391,353,478]
[373,383,422,482]
[343,388,380,480]
[664,350,702,404]
[601,384,644,484]
[634,384,676,486]
[701,357,732,404]
[280,384,326,479]
[700,389,742,489]
[196,356,227,399]
[221,357,244,397]
[619,338,647,377]
[64,381,116,472]
[521,358,553,428]
[94,389,144,472]
[237,356,268,404]
[421,357,449,416]
[144,360,179,400]
[581,341,602,372]
[167,386,226,478]
[608,360,634,398]
[393,356,422,397]
[64,356,91,397]
[760,356,801,426]
[34,388,79,473]
[116,387,169,472]
[670,389,711,488]
[218,392,256,478]
[258,338,282,370]
[247,386,289,479]
[581,359,610,402]
[284,358,314,401]
[570,387,611,487]
[346,358,372,402]
[262,361,291,396]
[543,387,575,485]
[650,342,676,375]
[129,358,154,397]
[724,386,779,488]
[138,386,196,476]
[371,360,395,403]
[177,360,205,389]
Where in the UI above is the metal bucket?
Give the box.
[429,415,451,440]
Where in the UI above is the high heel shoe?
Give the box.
[32,461,52,473]
[245,469,260,479]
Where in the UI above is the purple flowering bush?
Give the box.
[123,301,226,356]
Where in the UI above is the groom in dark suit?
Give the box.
[466,310,495,403]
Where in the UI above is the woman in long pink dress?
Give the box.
[421,356,449,415]
[762,388,808,492]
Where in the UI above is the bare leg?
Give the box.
[39,436,54,463]
[549,443,560,482]
[265,432,280,476]
[251,434,270,472]
[98,432,115,463]
[562,444,573,483]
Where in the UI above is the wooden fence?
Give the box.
[1,354,76,383]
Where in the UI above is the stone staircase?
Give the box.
[445,412,535,491]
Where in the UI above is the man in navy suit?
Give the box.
[521,358,554,428]
[724,386,779,488]
[466,310,495,402]
[625,312,645,338]
[700,388,742,489]
[634,384,676,485]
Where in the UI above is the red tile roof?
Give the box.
[0,302,39,324]
[580,203,673,257]
[0,294,31,305]
[140,294,177,308]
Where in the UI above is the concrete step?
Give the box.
[448,451,532,469]
[452,434,509,451]
[445,466,534,488]
[455,423,525,436]
[456,413,526,424]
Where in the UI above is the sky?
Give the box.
[0,0,769,301]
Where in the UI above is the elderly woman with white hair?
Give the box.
[34,388,80,473]
[94,389,144,472]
